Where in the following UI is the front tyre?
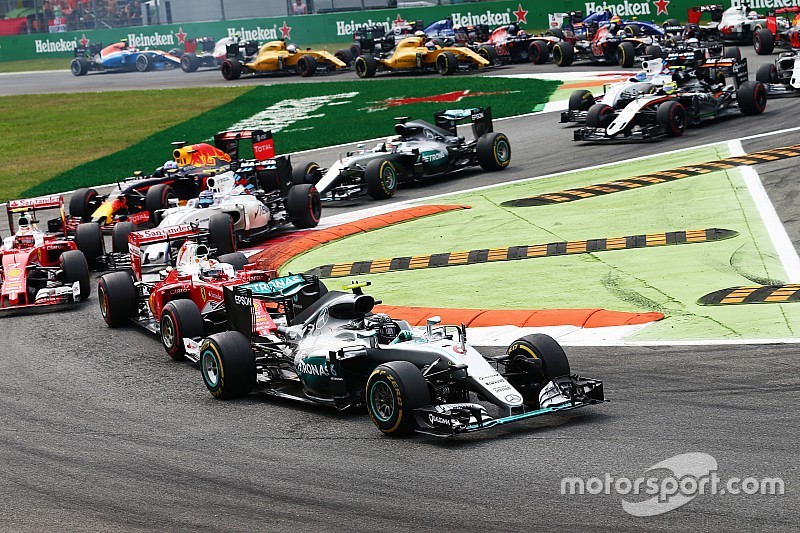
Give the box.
[201,331,256,399]
[74,222,104,268]
[436,51,458,76]
[355,55,377,78]
[476,132,511,171]
[506,333,570,382]
[60,250,91,300]
[366,361,430,437]
[586,103,614,128]
[552,42,574,66]
[208,213,236,255]
[111,221,136,254]
[98,271,137,327]
[364,158,399,199]
[616,41,635,68]
[756,63,778,84]
[656,100,687,137]
[296,54,317,77]
[291,161,320,185]
[568,89,594,112]
[160,299,204,360]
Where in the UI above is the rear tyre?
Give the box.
[586,103,614,128]
[69,188,98,221]
[552,42,574,66]
[738,80,767,115]
[111,221,136,254]
[436,51,458,75]
[286,184,322,229]
[71,57,90,76]
[364,159,399,199]
[180,53,200,72]
[208,213,236,255]
[645,44,663,59]
[506,334,570,381]
[723,46,741,60]
[135,54,152,72]
[528,40,549,64]
[350,44,362,58]
[217,252,248,271]
[616,41,635,68]
[656,101,687,137]
[544,28,565,40]
[221,58,242,80]
[568,89,594,112]
[753,28,774,55]
[296,54,317,77]
[60,250,91,300]
[98,271,137,327]
[160,299,204,359]
[476,132,511,171]
[74,222,104,268]
[623,25,641,37]
[354,55,377,78]
[145,184,176,225]
[201,331,256,399]
[366,361,431,437]
[291,161,320,185]
[334,48,354,66]
[756,62,778,83]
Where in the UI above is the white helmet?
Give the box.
[287,44,297,53]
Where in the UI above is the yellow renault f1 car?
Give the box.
[354,33,489,78]
[221,40,346,80]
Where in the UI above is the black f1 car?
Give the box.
[198,280,605,438]
[292,107,510,201]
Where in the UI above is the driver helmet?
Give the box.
[748,10,759,20]
[17,215,31,233]
[197,190,214,208]
[164,160,178,171]
[425,40,436,50]
[508,24,519,36]
[365,313,401,344]
[286,43,298,53]
[662,81,678,95]
[634,70,647,82]
[414,30,426,37]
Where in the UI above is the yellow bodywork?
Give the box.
[380,36,489,70]
[244,40,346,72]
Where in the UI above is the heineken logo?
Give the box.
[584,1,654,16]
[126,32,176,48]
[35,38,78,53]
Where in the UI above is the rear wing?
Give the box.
[434,107,493,139]
[767,6,800,33]
[687,4,724,25]
[6,195,67,235]
[184,36,215,54]
[226,40,259,58]
[213,129,275,161]
[699,56,748,87]
[74,42,103,57]
[128,224,201,247]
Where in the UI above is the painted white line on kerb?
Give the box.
[728,140,800,282]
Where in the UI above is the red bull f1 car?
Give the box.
[1,196,92,315]
[198,281,605,438]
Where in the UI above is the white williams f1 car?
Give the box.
[198,281,604,437]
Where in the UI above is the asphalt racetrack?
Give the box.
[1,47,798,531]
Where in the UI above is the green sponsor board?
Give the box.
[0,0,767,63]
[22,76,557,197]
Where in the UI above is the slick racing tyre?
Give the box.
[60,250,91,300]
[616,41,635,68]
[756,63,778,84]
[69,188,99,221]
[135,53,152,72]
[180,53,201,73]
[738,80,767,115]
[98,271,137,327]
[221,58,242,80]
[201,331,256,399]
[291,161,320,185]
[568,89,594,112]
[160,299,204,360]
[724,46,742,60]
[506,334,571,382]
[208,213,237,255]
[71,57,90,76]
[552,41,574,66]
[334,48,354,66]
[217,252,248,271]
[656,101,687,137]
[528,40,549,64]
[476,132,511,171]
[645,45,663,59]
[754,28,774,55]
[145,184,176,225]
[111,221,136,254]
[544,28,565,40]
[286,184,322,229]
[586,103,614,128]
[436,51,458,76]
[477,45,499,65]
[355,55,377,78]
[74,222,104,269]
[350,44,361,58]
[364,158,399,199]
[296,54,318,77]
[366,361,431,437]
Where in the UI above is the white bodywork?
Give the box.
[314,141,398,197]
[791,55,800,89]
[605,93,667,136]
[598,58,673,108]
[718,6,765,34]
[158,171,270,232]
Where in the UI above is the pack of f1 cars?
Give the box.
[354,32,490,78]
[70,40,182,76]
[1,196,91,314]
[97,224,280,360]
[197,280,605,438]
[683,4,766,45]
[753,7,800,55]
[66,129,273,235]
[220,40,347,80]
[291,107,510,201]
[155,129,321,245]
[572,56,766,142]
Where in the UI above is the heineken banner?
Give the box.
[0,0,780,62]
